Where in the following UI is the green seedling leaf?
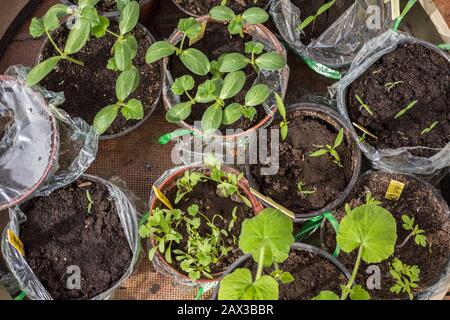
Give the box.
[93,104,120,135]
[115,68,139,102]
[296,0,335,31]
[309,149,328,157]
[355,95,374,116]
[218,268,278,300]
[245,84,270,107]
[180,48,210,76]
[312,291,340,300]
[228,17,244,36]
[222,103,243,125]
[349,285,371,300]
[114,34,138,71]
[81,6,101,29]
[209,6,236,21]
[297,15,315,32]
[421,121,438,135]
[255,52,286,71]
[64,18,90,55]
[275,92,288,140]
[43,4,70,32]
[219,53,249,73]
[30,18,45,38]
[333,128,344,149]
[177,17,201,39]
[201,103,223,133]
[116,0,131,12]
[219,71,246,100]
[395,100,418,119]
[26,56,61,86]
[245,41,264,55]
[145,41,176,64]
[107,57,118,70]
[242,7,269,24]
[91,15,110,38]
[171,75,195,96]
[195,80,216,103]
[78,0,100,9]
[119,1,139,35]
[166,101,193,123]
[241,106,257,120]
[121,98,144,120]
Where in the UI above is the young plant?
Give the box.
[274,92,288,141]
[297,180,316,197]
[355,95,374,116]
[385,81,403,92]
[85,189,94,213]
[209,6,269,38]
[421,121,438,135]
[145,17,210,76]
[218,209,295,300]
[397,214,427,248]
[395,100,418,119]
[309,128,345,167]
[313,199,398,300]
[218,41,286,73]
[296,0,336,32]
[389,258,420,300]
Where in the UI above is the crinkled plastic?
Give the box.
[270,0,393,68]
[0,66,98,209]
[1,174,140,300]
[330,30,450,175]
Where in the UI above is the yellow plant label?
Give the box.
[7,229,25,256]
[385,180,405,201]
[153,185,173,210]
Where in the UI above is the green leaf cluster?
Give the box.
[309,128,345,167]
[389,258,420,300]
[401,214,427,247]
[296,0,336,32]
[209,6,269,37]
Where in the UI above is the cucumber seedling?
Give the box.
[355,95,374,116]
[296,0,336,32]
[309,128,345,167]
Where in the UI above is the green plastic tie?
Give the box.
[301,56,342,80]
[392,0,417,31]
[14,291,26,300]
[159,130,194,145]
[438,44,450,50]
[195,287,204,300]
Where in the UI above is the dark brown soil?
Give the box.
[292,0,354,45]
[322,172,450,300]
[347,43,450,158]
[170,21,266,133]
[74,0,117,12]
[20,178,132,300]
[40,21,161,136]
[174,0,269,16]
[156,175,254,277]
[440,174,450,206]
[241,248,347,300]
[249,107,356,215]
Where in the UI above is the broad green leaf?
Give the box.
[195,80,216,103]
[119,1,140,35]
[219,53,249,73]
[64,18,90,55]
[145,41,176,64]
[26,56,61,86]
[219,71,245,100]
[245,41,264,55]
[116,0,131,12]
[255,52,286,71]
[222,103,243,125]
[297,15,315,31]
[81,6,101,28]
[78,0,100,10]
[43,4,69,31]
[218,269,278,300]
[333,128,345,148]
[93,104,119,135]
[180,48,210,76]
[274,92,286,120]
[337,204,397,264]
[171,75,195,96]
[166,101,193,123]
[309,149,328,157]
[115,68,139,101]
[245,84,270,107]
[114,35,138,71]
[30,18,45,38]
[239,208,294,266]
[349,285,371,300]
[177,17,201,39]
[121,98,144,120]
[242,7,269,24]
[209,6,235,21]
[201,103,223,133]
[91,15,110,38]
[312,291,340,300]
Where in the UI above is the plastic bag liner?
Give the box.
[1,174,140,300]
[270,0,392,69]
[330,30,450,175]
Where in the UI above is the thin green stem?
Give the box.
[178,34,187,54]
[106,29,121,38]
[341,246,363,300]
[45,29,64,56]
[255,246,265,280]
[64,56,85,66]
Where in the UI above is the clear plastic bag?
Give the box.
[270,0,393,68]
[330,30,450,175]
[1,174,140,300]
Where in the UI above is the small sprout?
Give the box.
[397,214,427,248]
[297,180,316,197]
[384,81,403,92]
[86,189,93,214]
[228,206,238,232]
[296,0,336,32]
[309,128,344,167]
[365,192,382,206]
[394,100,418,119]
[389,258,420,300]
[355,95,374,116]
[421,121,438,135]
[275,92,288,141]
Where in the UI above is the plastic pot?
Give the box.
[171,0,274,18]
[36,21,162,140]
[211,242,352,300]
[147,164,264,287]
[60,0,157,18]
[246,101,362,221]
[1,174,140,300]
[162,15,290,142]
[0,75,59,211]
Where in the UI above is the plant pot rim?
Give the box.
[247,101,362,222]
[210,242,352,300]
[36,19,163,140]
[0,75,59,211]
[162,15,289,141]
[60,0,153,17]
[148,164,264,284]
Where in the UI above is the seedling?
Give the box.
[313,198,398,300]
[385,81,403,92]
[394,100,418,119]
[297,180,316,197]
[353,122,378,140]
[309,128,344,167]
[421,121,438,135]
[209,5,269,38]
[355,95,374,116]
[296,0,336,32]
[218,209,295,300]
[85,189,94,213]
[275,92,289,141]
[175,170,204,204]
[397,214,427,248]
[389,258,420,300]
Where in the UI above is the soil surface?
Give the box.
[292,0,354,45]
[74,0,117,12]
[322,172,450,299]
[347,43,450,158]
[241,248,348,299]
[40,21,161,136]
[249,107,357,215]
[174,0,269,16]
[20,179,132,300]
[170,21,266,133]
[440,174,450,206]
[155,173,254,277]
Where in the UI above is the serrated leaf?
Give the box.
[349,285,371,300]
[255,52,286,71]
[119,1,140,35]
[93,104,119,135]
[30,18,45,38]
[177,17,201,39]
[26,56,61,86]
[228,17,244,35]
[64,18,90,55]
[242,7,269,24]
[245,84,270,107]
[171,75,195,96]
[43,4,69,31]
[195,80,216,103]
[312,291,340,300]
[145,41,176,64]
[219,71,245,100]
[245,41,264,55]
[180,48,210,76]
[166,101,193,123]
[121,99,144,120]
[91,15,110,38]
[218,269,278,300]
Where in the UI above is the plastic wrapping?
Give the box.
[331,30,450,175]
[270,0,392,69]
[1,174,140,300]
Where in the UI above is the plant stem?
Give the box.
[64,56,85,66]
[106,29,121,38]
[396,232,413,249]
[46,29,64,56]
[178,34,186,54]
[340,246,363,300]
[255,246,265,280]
